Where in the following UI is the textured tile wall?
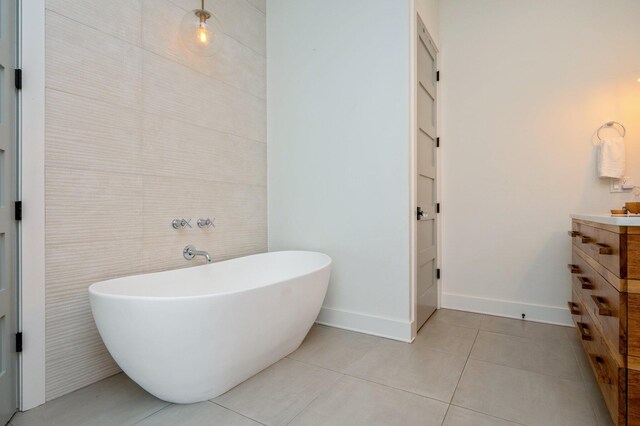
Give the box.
[44,0,266,400]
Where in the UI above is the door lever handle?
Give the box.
[417,207,424,220]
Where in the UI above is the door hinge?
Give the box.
[14,201,22,221]
[436,203,440,214]
[16,332,23,353]
[15,69,22,90]
[436,137,440,148]
[436,269,441,280]
[436,71,440,82]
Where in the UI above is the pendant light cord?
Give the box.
[201,0,205,10]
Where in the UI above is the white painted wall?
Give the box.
[267,0,415,340]
[415,0,439,46]
[439,0,640,324]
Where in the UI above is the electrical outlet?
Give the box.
[610,177,633,193]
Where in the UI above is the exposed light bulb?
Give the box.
[179,3,224,56]
[197,23,209,45]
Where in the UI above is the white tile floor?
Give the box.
[9,309,612,426]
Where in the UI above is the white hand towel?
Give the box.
[597,137,625,179]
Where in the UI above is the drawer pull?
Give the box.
[567,264,580,274]
[567,301,580,315]
[591,295,612,316]
[568,231,580,237]
[577,322,592,341]
[588,354,612,384]
[580,236,591,244]
[592,243,613,255]
[577,276,594,290]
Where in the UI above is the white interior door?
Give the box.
[416,15,438,331]
[0,0,17,422]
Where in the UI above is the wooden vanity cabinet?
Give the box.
[570,219,640,425]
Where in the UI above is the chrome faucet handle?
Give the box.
[197,218,215,228]
[171,218,192,229]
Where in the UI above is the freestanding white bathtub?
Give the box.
[89,251,331,404]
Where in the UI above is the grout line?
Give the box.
[46,5,266,59]
[440,404,452,425]
[140,46,266,101]
[286,356,453,406]
[448,328,479,405]
[443,331,531,426]
[242,0,266,15]
[44,86,267,145]
[431,320,482,332]
[208,401,267,426]
[282,373,344,426]
[466,331,588,385]
[45,162,267,189]
[141,109,266,144]
[569,343,602,425]
[476,328,577,348]
[163,0,266,56]
[130,402,173,425]
[447,404,527,426]
[45,9,266,101]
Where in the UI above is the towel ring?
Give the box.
[597,121,626,141]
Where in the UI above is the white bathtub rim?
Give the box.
[89,250,332,301]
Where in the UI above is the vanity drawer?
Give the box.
[571,251,597,301]
[580,319,627,426]
[568,290,583,326]
[571,223,622,278]
[572,250,628,359]
[583,274,628,357]
[576,309,597,348]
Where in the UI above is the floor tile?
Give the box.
[345,339,467,403]
[443,405,521,426]
[415,321,478,357]
[288,325,380,372]
[565,325,582,347]
[288,376,448,426]
[573,343,597,384]
[430,309,485,329]
[213,358,341,426]
[12,374,168,426]
[584,381,614,426]
[480,316,573,344]
[470,331,582,381]
[135,402,261,426]
[452,359,596,426]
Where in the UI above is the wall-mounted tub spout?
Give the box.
[183,245,212,263]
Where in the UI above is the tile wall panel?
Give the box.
[141,0,265,99]
[44,0,266,399]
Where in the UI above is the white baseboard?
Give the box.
[316,306,413,342]
[442,293,573,327]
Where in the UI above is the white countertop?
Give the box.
[571,213,640,226]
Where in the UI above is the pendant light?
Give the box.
[179,0,224,56]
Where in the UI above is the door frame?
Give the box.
[409,10,441,340]
[19,0,46,410]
